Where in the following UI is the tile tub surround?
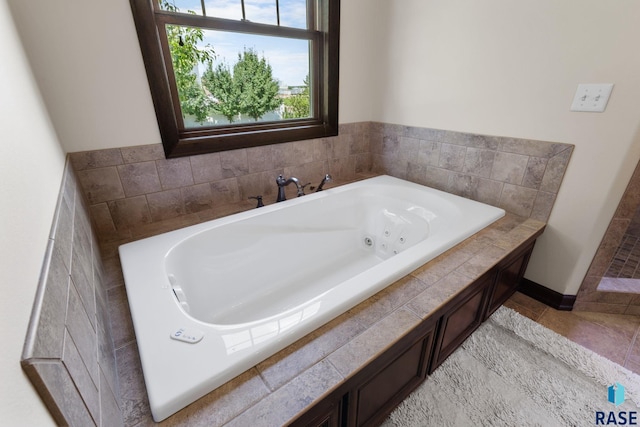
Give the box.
[70,122,572,245]
[575,156,640,314]
[21,160,123,426]
[109,212,544,425]
[70,122,371,244]
[369,122,573,222]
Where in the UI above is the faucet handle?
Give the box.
[299,182,311,196]
[248,195,264,208]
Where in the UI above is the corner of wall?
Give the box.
[21,159,123,426]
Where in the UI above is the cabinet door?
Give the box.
[305,402,341,427]
[485,241,535,318]
[349,321,437,427]
[291,395,345,427]
[430,271,494,372]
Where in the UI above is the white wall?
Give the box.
[6,0,161,153]
[339,0,384,122]
[0,0,64,424]
[6,0,639,343]
[372,0,640,295]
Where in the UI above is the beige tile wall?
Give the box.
[71,122,572,246]
[71,123,371,243]
[369,122,573,222]
[21,160,123,426]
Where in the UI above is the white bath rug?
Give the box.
[381,306,640,427]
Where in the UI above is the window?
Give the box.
[129,0,340,157]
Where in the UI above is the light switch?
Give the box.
[570,83,614,112]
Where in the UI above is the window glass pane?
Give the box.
[166,26,311,128]
[243,0,278,26]
[158,0,309,29]
[278,0,309,29]
[204,0,243,21]
[158,0,205,16]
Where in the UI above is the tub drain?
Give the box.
[364,237,374,247]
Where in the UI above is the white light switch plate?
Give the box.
[570,83,614,112]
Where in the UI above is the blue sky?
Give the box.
[168,0,310,86]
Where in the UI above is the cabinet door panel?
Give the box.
[431,272,493,371]
[355,338,424,426]
[439,290,484,351]
[290,393,345,427]
[349,320,436,427]
[308,401,341,427]
[486,242,535,317]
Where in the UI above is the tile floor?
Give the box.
[505,291,640,374]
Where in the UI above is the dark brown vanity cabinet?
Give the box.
[346,318,437,427]
[429,239,536,373]
[485,241,535,319]
[293,318,437,427]
[429,270,495,373]
[298,397,345,427]
[292,238,538,427]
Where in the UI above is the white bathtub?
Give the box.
[119,175,505,421]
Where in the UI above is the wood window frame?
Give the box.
[129,0,340,158]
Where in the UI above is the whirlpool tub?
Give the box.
[119,175,505,421]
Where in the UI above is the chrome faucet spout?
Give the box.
[276,175,304,202]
